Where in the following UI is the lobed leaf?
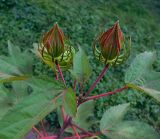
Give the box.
[0,87,64,139]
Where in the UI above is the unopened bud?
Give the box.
[93,21,130,65]
[99,21,124,61]
[42,23,65,58]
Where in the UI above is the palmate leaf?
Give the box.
[106,121,160,139]
[70,47,92,83]
[0,78,35,120]
[100,103,130,132]
[0,78,64,139]
[0,41,33,83]
[125,52,160,103]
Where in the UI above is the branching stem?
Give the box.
[55,60,66,86]
[71,125,81,139]
[40,120,48,136]
[83,86,128,103]
[85,64,109,97]
[32,126,43,137]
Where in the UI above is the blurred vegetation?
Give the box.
[0,0,160,136]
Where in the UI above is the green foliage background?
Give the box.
[0,0,160,136]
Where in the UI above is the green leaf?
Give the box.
[106,121,160,139]
[140,87,160,102]
[0,41,33,83]
[100,103,130,131]
[63,88,77,117]
[0,75,65,139]
[70,47,92,83]
[74,100,95,130]
[26,76,65,92]
[128,84,160,103]
[0,86,11,120]
[125,52,160,102]
[125,52,159,85]
[0,72,29,83]
[57,100,95,133]
[0,86,64,139]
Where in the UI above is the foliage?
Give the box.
[100,104,159,139]
[0,0,160,138]
[125,51,160,103]
[70,47,92,83]
[0,36,160,138]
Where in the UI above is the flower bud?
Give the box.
[37,23,75,71]
[93,21,130,65]
[99,21,124,61]
[42,23,65,58]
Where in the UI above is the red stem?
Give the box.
[40,120,48,136]
[71,125,81,139]
[56,61,66,86]
[32,126,43,137]
[85,64,109,97]
[72,123,93,136]
[63,131,103,139]
[84,86,128,102]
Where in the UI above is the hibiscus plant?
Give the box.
[0,21,159,139]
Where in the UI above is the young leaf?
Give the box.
[63,88,77,117]
[100,103,130,131]
[70,47,92,83]
[0,87,64,139]
[106,121,160,139]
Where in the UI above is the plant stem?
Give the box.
[63,131,103,139]
[55,61,66,86]
[32,126,43,137]
[71,125,81,139]
[84,86,128,102]
[40,120,48,136]
[57,117,72,139]
[84,64,109,97]
[80,83,84,96]
[72,123,93,136]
